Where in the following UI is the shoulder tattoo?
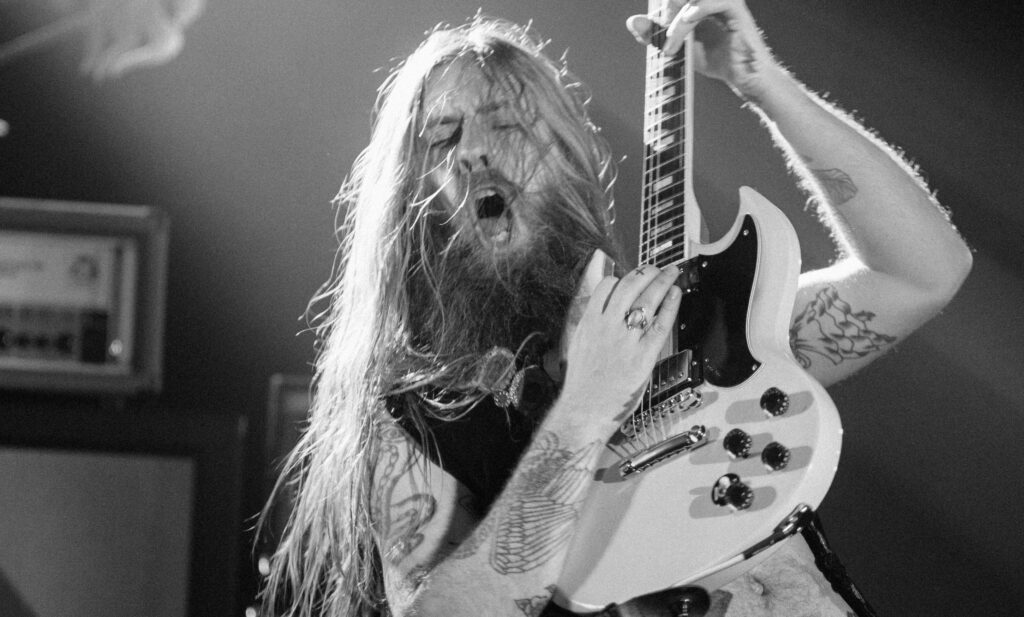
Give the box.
[373,423,437,562]
[790,285,897,369]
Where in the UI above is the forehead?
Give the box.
[420,58,515,122]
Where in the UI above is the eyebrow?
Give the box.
[423,100,511,130]
[424,115,461,129]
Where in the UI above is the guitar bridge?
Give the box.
[619,425,708,477]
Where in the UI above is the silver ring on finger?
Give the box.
[625,306,648,331]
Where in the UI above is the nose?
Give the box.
[456,118,490,173]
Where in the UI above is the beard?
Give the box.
[406,195,604,389]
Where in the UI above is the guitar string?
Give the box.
[639,10,691,447]
[637,36,659,447]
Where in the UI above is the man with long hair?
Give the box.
[261,1,972,616]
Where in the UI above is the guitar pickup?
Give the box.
[648,349,701,403]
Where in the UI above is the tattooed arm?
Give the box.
[373,414,610,616]
[376,265,682,616]
[758,73,971,386]
[631,0,972,386]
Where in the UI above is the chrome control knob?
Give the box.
[760,387,790,417]
[712,473,754,510]
[761,441,791,471]
[723,428,753,459]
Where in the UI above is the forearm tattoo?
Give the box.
[810,167,858,205]
[374,424,437,561]
[790,285,897,369]
[488,431,599,575]
[799,154,858,206]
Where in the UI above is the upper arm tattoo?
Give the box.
[790,285,897,369]
[374,424,438,562]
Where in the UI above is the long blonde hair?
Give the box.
[260,17,618,616]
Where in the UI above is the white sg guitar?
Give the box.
[553,3,843,612]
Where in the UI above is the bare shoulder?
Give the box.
[370,421,480,597]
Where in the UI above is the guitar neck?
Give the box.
[639,0,700,268]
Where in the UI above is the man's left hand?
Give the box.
[627,0,779,102]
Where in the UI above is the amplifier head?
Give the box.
[0,197,168,394]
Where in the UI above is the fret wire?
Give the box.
[643,87,685,104]
[656,223,690,243]
[652,233,688,254]
[645,152,686,176]
[645,221,686,245]
[650,204,686,224]
[640,210,686,240]
[647,149,678,170]
[646,144,684,164]
[649,181,686,203]
[653,245,689,267]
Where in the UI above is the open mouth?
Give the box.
[473,186,514,245]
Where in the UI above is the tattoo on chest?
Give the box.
[514,585,557,617]
[790,285,897,369]
[484,431,599,575]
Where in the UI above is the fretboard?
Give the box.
[639,1,697,268]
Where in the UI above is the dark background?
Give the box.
[2,0,1022,614]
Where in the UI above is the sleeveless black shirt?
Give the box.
[387,364,556,512]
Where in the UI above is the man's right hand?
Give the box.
[557,260,682,436]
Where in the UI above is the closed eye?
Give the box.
[429,123,462,149]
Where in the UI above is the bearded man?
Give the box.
[260,2,972,616]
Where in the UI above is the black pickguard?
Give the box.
[674,215,760,388]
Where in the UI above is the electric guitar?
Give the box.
[553,3,843,611]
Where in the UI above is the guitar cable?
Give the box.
[801,513,879,617]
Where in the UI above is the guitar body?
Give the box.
[554,187,843,612]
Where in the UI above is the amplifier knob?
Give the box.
[712,473,754,510]
[760,387,790,417]
[722,428,752,459]
[761,441,791,471]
